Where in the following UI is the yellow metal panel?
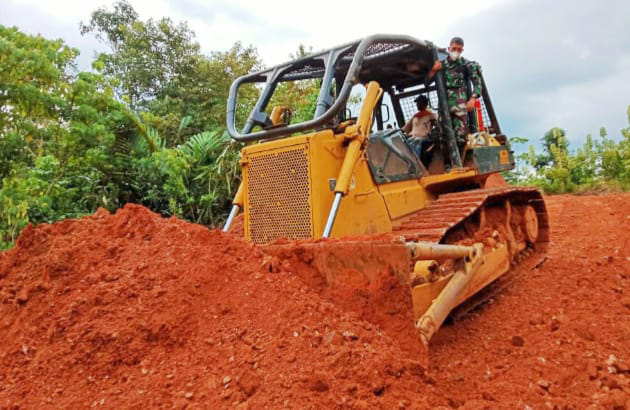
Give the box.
[499,149,510,164]
[308,130,344,237]
[243,126,437,241]
[243,142,313,243]
[378,179,432,221]
[243,134,310,156]
[308,130,392,238]
[420,169,478,188]
[329,157,392,237]
[243,163,251,241]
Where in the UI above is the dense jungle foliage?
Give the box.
[0,1,317,249]
[1,1,630,249]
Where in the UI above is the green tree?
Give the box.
[621,106,630,179]
[158,42,262,136]
[594,126,625,182]
[511,111,630,194]
[130,117,242,225]
[0,25,78,178]
[570,133,597,185]
[290,44,314,60]
[534,127,569,169]
[80,1,200,110]
[0,25,131,248]
[81,1,262,143]
[502,136,531,185]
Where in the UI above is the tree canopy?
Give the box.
[80,0,262,143]
[0,3,264,249]
[1,3,629,250]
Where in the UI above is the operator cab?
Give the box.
[226,34,513,178]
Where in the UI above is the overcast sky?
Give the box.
[2,0,629,150]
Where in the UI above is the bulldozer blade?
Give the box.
[413,243,510,347]
[260,187,549,353]
[264,239,513,347]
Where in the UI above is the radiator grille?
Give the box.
[246,145,312,244]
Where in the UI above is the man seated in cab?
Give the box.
[402,95,436,167]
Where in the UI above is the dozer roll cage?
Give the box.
[226,34,503,168]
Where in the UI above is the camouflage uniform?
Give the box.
[443,58,482,150]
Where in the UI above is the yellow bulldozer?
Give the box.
[222,34,549,347]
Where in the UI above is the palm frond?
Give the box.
[177,115,192,140]
[127,112,159,153]
[178,130,223,164]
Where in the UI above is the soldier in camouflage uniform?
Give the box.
[427,37,483,153]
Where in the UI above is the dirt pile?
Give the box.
[1,193,630,409]
[483,173,508,188]
[428,193,630,409]
[0,205,435,409]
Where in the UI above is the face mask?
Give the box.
[449,51,462,60]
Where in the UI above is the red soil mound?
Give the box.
[483,173,509,188]
[2,193,630,409]
[428,193,630,408]
[0,205,434,409]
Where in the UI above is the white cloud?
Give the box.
[453,0,630,145]
[169,0,509,65]
[518,56,630,142]
[1,0,509,64]
[2,0,629,145]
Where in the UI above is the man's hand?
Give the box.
[426,60,443,82]
[466,97,476,112]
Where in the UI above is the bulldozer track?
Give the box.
[393,186,550,245]
[395,186,550,322]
